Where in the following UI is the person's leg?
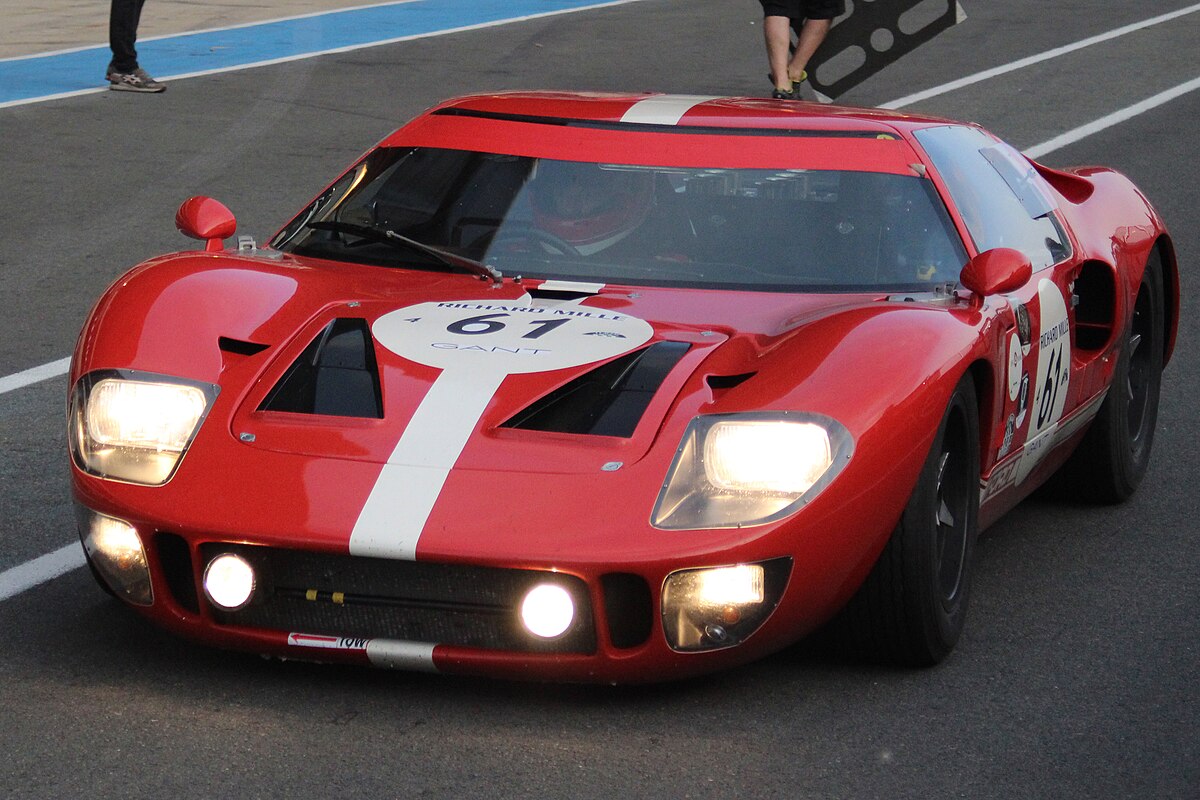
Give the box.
[787,17,831,82]
[786,0,844,84]
[764,15,796,92]
[108,0,144,73]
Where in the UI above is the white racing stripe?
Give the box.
[350,296,653,560]
[366,639,437,671]
[620,94,720,125]
[350,369,506,560]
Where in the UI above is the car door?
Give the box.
[912,125,1081,507]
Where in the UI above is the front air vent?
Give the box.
[602,573,652,649]
[706,372,756,391]
[501,341,690,437]
[259,318,383,418]
[218,337,270,356]
[155,532,198,613]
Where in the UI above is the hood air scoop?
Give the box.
[259,318,383,418]
[501,341,690,437]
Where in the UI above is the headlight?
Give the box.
[69,371,217,485]
[652,413,853,529]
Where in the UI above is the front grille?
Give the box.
[198,544,595,654]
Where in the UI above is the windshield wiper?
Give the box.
[306,220,502,285]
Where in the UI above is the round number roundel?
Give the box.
[372,296,654,374]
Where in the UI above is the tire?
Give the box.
[1053,251,1164,504]
[825,374,981,666]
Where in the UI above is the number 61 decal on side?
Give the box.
[1016,280,1072,485]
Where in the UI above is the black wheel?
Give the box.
[826,374,981,666]
[1053,251,1164,503]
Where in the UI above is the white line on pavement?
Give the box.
[0,0,648,110]
[0,0,425,62]
[1024,75,1200,159]
[0,544,86,602]
[0,357,70,395]
[882,3,1200,110]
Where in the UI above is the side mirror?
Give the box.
[176,196,237,252]
[959,247,1032,298]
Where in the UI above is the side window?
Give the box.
[914,126,1071,270]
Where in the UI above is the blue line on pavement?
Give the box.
[0,0,631,106]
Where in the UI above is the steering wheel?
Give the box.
[489,226,582,258]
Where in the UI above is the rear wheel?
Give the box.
[1053,251,1164,503]
[827,374,981,666]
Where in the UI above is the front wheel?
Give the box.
[826,374,981,666]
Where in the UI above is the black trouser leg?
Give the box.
[109,0,147,72]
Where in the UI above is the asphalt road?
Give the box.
[1,1,1197,797]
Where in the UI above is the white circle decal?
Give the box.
[372,296,654,375]
[1007,333,1023,402]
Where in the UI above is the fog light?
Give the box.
[662,562,788,653]
[694,564,765,606]
[203,554,256,610]
[80,511,153,606]
[520,584,575,639]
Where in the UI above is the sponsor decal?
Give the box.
[1016,280,1072,485]
[1014,302,1033,348]
[288,633,370,651]
[980,457,1020,505]
[287,634,439,672]
[981,390,1108,506]
[372,299,651,373]
[350,294,653,560]
[998,413,1016,458]
[1016,373,1030,428]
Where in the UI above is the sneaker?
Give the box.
[766,69,808,100]
[108,66,166,93]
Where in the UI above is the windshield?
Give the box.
[273,146,968,292]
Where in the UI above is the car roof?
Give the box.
[381,93,958,175]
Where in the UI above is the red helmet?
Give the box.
[530,161,653,254]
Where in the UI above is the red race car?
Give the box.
[69,93,1178,682]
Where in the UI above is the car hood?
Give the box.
[225,264,886,474]
[80,251,974,478]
